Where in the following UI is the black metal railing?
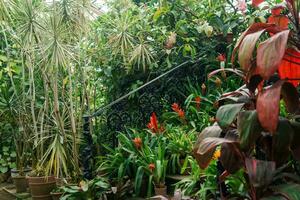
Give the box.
[81,57,206,179]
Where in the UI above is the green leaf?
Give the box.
[216,103,245,129]
[0,55,8,62]
[237,111,261,150]
[273,119,294,166]
[134,166,144,196]
[271,183,300,200]
[0,166,8,173]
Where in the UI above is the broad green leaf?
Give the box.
[134,166,144,196]
[216,103,245,129]
[271,183,300,200]
[237,110,262,150]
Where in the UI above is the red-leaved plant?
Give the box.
[194,1,300,199]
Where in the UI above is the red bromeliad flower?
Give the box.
[172,103,185,119]
[171,103,180,112]
[133,137,142,149]
[195,96,201,109]
[147,112,164,134]
[148,163,155,172]
[217,54,226,62]
[147,112,159,133]
[177,109,185,119]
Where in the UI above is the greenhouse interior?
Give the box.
[1,0,300,199]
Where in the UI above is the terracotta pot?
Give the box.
[27,176,56,200]
[12,176,28,193]
[50,192,63,200]
[154,185,167,197]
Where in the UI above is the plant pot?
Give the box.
[12,176,28,193]
[11,167,32,177]
[50,192,63,200]
[154,185,167,197]
[27,176,56,200]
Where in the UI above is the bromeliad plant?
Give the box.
[194,0,300,199]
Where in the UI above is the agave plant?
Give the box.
[194,1,300,199]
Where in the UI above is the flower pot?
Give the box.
[50,192,63,200]
[12,176,28,193]
[27,176,56,200]
[154,185,167,197]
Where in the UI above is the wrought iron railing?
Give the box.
[81,56,206,179]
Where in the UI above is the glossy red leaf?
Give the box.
[256,30,290,80]
[252,0,264,7]
[232,23,277,65]
[279,48,300,87]
[238,30,266,72]
[257,81,283,134]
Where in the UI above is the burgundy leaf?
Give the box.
[257,81,284,134]
[232,23,276,65]
[238,30,266,72]
[281,82,299,114]
[273,119,294,166]
[245,158,275,187]
[256,30,290,80]
[220,143,243,174]
[193,125,222,169]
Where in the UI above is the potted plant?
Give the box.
[27,166,56,200]
[60,177,110,200]
[152,158,168,196]
[11,122,31,193]
[50,187,64,200]
[26,133,76,200]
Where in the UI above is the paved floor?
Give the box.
[0,183,15,200]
